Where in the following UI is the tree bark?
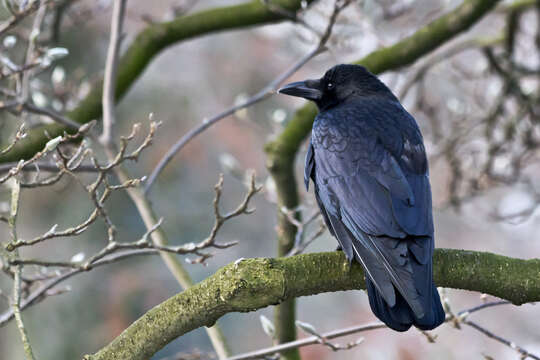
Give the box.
[0,0,315,163]
[266,0,506,161]
[83,249,540,360]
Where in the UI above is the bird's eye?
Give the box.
[327,82,334,90]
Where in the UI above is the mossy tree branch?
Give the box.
[263,0,504,356]
[262,0,508,263]
[84,249,540,360]
[0,0,315,163]
[265,0,506,163]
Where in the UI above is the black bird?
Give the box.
[278,64,445,331]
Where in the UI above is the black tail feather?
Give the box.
[366,276,445,331]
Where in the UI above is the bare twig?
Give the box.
[12,265,36,360]
[295,320,364,352]
[0,0,51,37]
[144,0,354,195]
[100,0,128,146]
[399,35,504,99]
[1,101,81,129]
[444,295,539,360]
[226,322,385,360]
[23,102,81,129]
[0,121,94,185]
[228,296,539,360]
[0,124,27,156]
[96,3,234,355]
[6,178,37,360]
[0,249,160,327]
[281,207,323,256]
[286,221,326,256]
[261,0,319,35]
[0,61,41,80]
[463,320,540,360]
[143,45,326,194]
[186,173,262,264]
[0,161,97,174]
[457,300,510,319]
[20,2,47,103]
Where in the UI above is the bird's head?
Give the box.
[278,64,394,111]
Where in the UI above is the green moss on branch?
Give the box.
[0,0,314,163]
[434,250,540,305]
[265,124,303,360]
[263,2,504,355]
[85,249,540,360]
[266,0,504,159]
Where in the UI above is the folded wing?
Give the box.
[307,99,436,320]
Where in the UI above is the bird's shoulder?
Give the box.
[311,101,371,154]
[308,97,434,237]
[312,97,427,175]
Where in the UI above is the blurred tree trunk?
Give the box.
[266,141,301,360]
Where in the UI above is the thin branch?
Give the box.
[226,322,385,360]
[100,0,128,146]
[23,103,81,130]
[9,171,257,269]
[0,0,318,165]
[280,208,323,256]
[98,3,233,354]
[286,221,326,256]
[0,61,41,80]
[0,121,94,185]
[12,265,36,360]
[0,249,159,327]
[184,173,261,264]
[0,124,27,156]
[261,0,319,34]
[0,161,97,174]
[83,249,540,360]
[20,2,47,103]
[457,300,510,318]
[266,2,352,357]
[463,320,540,360]
[0,0,49,37]
[294,320,364,352]
[6,178,36,360]
[143,31,336,194]
[442,296,539,359]
[399,35,504,99]
[8,209,260,271]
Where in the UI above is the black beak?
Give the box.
[278,79,322,101]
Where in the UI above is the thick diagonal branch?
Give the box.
[265,0,505,164]
[84,249,540,360]
[0,0,315,163]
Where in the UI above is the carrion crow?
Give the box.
[278,64,445,331]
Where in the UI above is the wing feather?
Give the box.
[308,98,434,320]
